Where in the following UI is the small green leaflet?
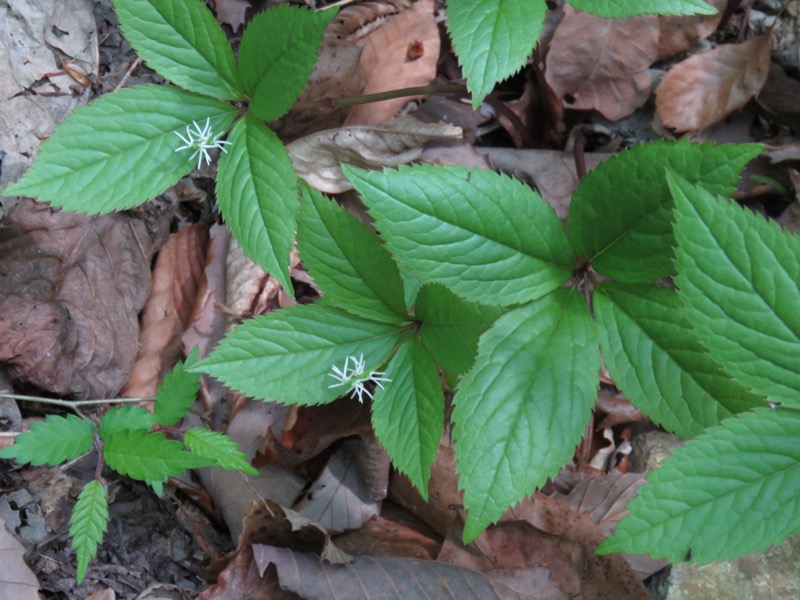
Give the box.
[3,85,238,213]
[103,430,212,482]
[453,288,599,542]
[0,414,94,465]
[446,0,546,108]
[113,0,241,100]
[567,140,762,282]
[184,428,258,474]
[297,182,407,324]
[598,407,800,563]
[594,283,763,437]
[371,338,443,497]
[670,174,800,406]
[70,480,109,583]
[216,115,298,293]
[566,0,716,17]
[238,5,336,121]
[415,284,500,377]
[153,348,202,427]
[196,303,405,405]
[99,406,156,441]
[344,164,573,306]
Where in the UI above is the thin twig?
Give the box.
[292,83,468,110]
[113,57,142,93]
[0,393,154,408]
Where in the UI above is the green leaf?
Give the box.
[567,140,762,282]
[196,303,405,405]
[598,407,800,563]
[671,174,800,406]
[153,347,202,426]
[344,164,573,306]
[4,85,238,212]
[70,480,109,584]
[0,414,94,465]
[238,5,336,121]
[216,115,297,293]
[113,0,241,99]
[103,429,212,482]
[566,0,716,17]
[446,0,546,108]
[453,288,599,542]
[415,284,499,377]
[371,338,443,497]
[297,182,407,323]
[595,283,763,437]
[99,406,156,441]
[184,428,258,474]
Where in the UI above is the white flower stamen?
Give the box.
[174,118,232,169]
[328,353,391,403]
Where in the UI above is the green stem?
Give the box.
[293,84,468,110]
[0,393,154,408]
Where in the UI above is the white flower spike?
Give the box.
[174,118,232,169]
[328,353,391,403]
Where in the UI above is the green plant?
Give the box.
[0,349,257,582]
[597,173,800,562]
[196,138,787,552]
[3,0,769,581]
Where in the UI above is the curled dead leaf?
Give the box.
[656,35,772,132]
[545,8,659,121]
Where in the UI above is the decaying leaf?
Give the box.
[0,199,170,398]
[0,515,40,599]
[656,35,772,132]
[288,116,462,193]
[214,0,250,32]
[545,8,659,121]
[296,444,380,533]
[122,224,209,398]
[252,545,546,599]
[656,0,727,60]
[345,0,440,125]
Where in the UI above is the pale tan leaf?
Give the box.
[288,116,462,193]
[345,0,440,125]
[545,8,659,121]
[121,224,208,398]
[656,0,727,60]
[214,0,250,32]
[656,35,772,133]
[0,515,40,599]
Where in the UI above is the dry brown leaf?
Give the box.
[656,0,727,60]
[273,2,413,140]
[345,437,391,502]
[545,8,659,122]
[0,515,40,599]
[288,116,462,193]
[0,199,169,398]
[757,63,800,133]
[504,493,649,599]
[295,444,380,533]
[252,545,547,599]
[345,0,439,125]
[554,472,668,579]
[656,35,772,133]
[333,503,440,559]
[389,437,463,537]
[121,224,209,398]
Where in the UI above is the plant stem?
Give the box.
[293,84,468,110]
[0,393,154,408]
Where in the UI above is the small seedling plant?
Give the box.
[0,349,258,582]
[3,0,788,583]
